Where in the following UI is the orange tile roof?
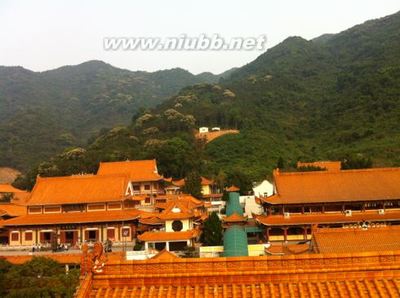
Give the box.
[172,177,214,187]
[82,279,400,298]
[266,243,310,255]
[28,175,129,206]
[139,217,164,225]
[202,193,223,199]
[267,167,400,204]
[297,161,341,172]
[223,212,248,223]
[97,159,163,182]
[172,178,185,187]
[0,184,26,193]
[254,209,400,226]
[3,209,141,226]
[150,249,179,260]
[226,185,240,192]
[138,229,198,242]
[0,167,21,184]
[155,195,205,220]
[76,249,400,298]
[0,203,27,217]
[313,226,400,253]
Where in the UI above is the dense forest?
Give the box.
[12,11,400,190]
[0,257,79,297]
[0,61,234,170]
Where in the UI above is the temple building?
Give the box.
[137,195,207,252]
[2,174,143,246]
[165,176,224,213]
[1,159,202,247]
[97,159,165,198]
[255,164,400,242]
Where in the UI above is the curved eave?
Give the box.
[254,210,400,226]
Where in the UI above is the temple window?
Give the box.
[25,232,33,241]
[11,232,19,242]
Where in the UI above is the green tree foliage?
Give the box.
[183,171,203,199]
[227,170,253,195]
[296,166,325,172]
[200,212,223,246]
[0,62,223,171]
[0,193,13,202]
[14,11,400,187]
[277,157,285,169]
[341,154,373,170]
[0,257,79,298]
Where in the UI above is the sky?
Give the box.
[0,0,399,74]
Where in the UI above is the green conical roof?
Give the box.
[226,192,243,216]
[223,225,248,257]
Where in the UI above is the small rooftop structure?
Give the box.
[297,160,341,172]
[226,185,240,192]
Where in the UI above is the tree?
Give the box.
[201,212,223,246]
[227,169,253,195]
[214,170,227,193]
[2,257,79,298]
[183,171,203,199]
[277,156,285,169]
[341,154,373,169]
[0,193,14,202]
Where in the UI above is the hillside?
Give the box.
[0,61,228,170]
[14,11,400,190]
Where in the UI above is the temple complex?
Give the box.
[255,165,400,242]
[0,160,207,249]
[75,245,400,297]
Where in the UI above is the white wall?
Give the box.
[253,180,274,197]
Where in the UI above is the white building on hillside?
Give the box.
[253,180,274,197]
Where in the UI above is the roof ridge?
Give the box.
[37,173,128,181]
[277,166,400,177]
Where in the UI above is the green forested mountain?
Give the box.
[14,11,400,189]
[0,61,227,169]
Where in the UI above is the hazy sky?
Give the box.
[0,0,399,74]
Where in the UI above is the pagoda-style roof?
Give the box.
[223,212,248,223]
[28,174,129,206]
[0,203,27,217]
[263,167,400,205]
[172,176,214,187]
[254,209,400,226]
[154,195,205,220]
[139,217,164,225]
[0,184,27,193]
[138,229,199,242]
[226,185,240,192]
[97,159,163,182]
[3,209,142,226]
